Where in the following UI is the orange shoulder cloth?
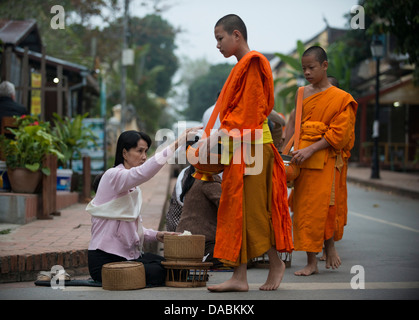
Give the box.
[217,51,275,138]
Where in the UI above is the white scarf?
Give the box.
[86,188,144,250]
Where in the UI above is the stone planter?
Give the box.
[7,168,42,193]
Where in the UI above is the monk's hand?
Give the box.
[177,126,203,147]
[186,126,203,141]
[156,231,180,243]
[291,147,314,165]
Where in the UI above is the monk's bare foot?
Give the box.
[208,263,248,292]
[207,278,249,292]
[294,264,319,276]
[260,248,286,291]
[319,249,326,261]
[325,246,341,269]
[324,238,341,270]
[295,252,318,276]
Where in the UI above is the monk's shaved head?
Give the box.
[303,46,328,64]
[215,14,248,42]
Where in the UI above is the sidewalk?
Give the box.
[0,164,173,283]
[346,165,419,199]
[0,164,418,283]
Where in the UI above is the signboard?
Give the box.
[72,118,106,174]
[31,73,42,115]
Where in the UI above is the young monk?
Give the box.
[202,14,293,292]
[285,46,357,276]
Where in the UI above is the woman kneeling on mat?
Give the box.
[87,128,199,286]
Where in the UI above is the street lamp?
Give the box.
[370,35,384,179]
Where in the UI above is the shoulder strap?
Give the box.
[204,101,222,137]
[282,87,304,154]
[294,86,304,150]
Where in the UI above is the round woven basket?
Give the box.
[164,234,205,262]
[102,261,146,291]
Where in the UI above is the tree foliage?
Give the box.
[185,63,233,121]
[0,0,180,134]
[274,40,307,114]
[129,14,179,98]
[0,0,118,66]
[364,0,419,81]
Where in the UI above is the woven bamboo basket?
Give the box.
[102,261,146,290]
[164,234,205,262]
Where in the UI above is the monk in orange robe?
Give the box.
[204,14,292,292]
[286,46,357,276]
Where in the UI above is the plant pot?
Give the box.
[7,168,42,193]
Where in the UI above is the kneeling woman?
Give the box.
[87,128,199,286]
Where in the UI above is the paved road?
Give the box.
[1,182,418,306]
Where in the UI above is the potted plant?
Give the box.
[52,113,98,191]
[0,115,64,193]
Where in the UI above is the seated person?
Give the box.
[87,127,199,286]
[175,165,222,268]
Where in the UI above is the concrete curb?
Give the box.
[0,249,88,282]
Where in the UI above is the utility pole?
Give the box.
[120,0,129,133]
[370,35,385,179]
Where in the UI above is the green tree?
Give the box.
[105,45,166,133]
[129,14,179,98]
[167,56,211,121]
[364,0,419,82]
[274,40,306,114]
[326,41,352,92]
[185,63,233,121]
[0,0,118,67]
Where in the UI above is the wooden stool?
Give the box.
[162,261,213,287]
[102,261,146,290]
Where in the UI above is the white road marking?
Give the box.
[349,211,419,233]
[62,281,419,291]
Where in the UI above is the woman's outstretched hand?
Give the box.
[156,231,180,243]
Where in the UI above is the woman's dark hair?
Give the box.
[180,165,196,203]
[114,130,152,167]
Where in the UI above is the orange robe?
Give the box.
[213,51,293,263]
[292,86,357,253]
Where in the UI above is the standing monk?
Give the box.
[286,46,357,276]
[204,14,293,292]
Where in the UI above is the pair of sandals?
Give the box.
[36,270,71,281]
